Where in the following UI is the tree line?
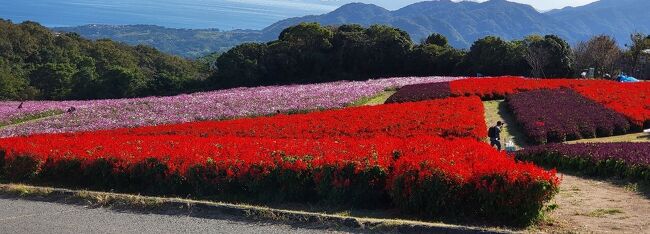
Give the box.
[1,20,648,101]
[211,23,649,89]
[0,19,207,100]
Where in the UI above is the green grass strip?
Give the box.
[0,110,65,128]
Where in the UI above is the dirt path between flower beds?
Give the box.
[534,174,650,233]
[483,100,529,149]
[483,100,650,233]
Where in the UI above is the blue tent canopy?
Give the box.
[617,74,640,82]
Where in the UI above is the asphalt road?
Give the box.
[0,198,343,234]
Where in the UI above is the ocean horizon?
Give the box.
[0,0,334,30]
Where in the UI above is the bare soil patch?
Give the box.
[534,174,650,233]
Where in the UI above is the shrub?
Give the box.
[0,134,559,225]
[449,77,614,100]
[517,143,650,182]
[385,82,451,103]
[573,82,650,129]
[3,155,41,181]
[506,89,630,144]
[388,137,559,225]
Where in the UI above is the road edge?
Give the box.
[0,183,511,233]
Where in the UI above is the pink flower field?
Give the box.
[0,76,464,137]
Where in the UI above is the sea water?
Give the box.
[0,0,333,30]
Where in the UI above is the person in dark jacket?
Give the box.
[489,121,504,151]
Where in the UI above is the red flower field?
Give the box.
[104,96,489,140]
[0,95,559,224]
[0,134,558,224]
[449,76,615,99]
[573,82,650,128]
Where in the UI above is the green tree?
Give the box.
[278,22,334,49]
[29,63,76,99]
[466,36,513,75]
[574,35,622,77]
[407,43,464,76]
[70,56,98,99]
[98,66,145,98]
[330,24,371,80]
[423,33,449,47]
[0,20,208,100]
[267,23,334,84]
[0,60,29,100]
[212,43,268,87]
[625,33,650,78]
[364,25,413,77]
[535,35,573,77]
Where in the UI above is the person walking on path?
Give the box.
[489,121,504,151]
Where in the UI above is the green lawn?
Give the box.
[0,110,64,129]
[568,132,650,144]
[351,91,397,106]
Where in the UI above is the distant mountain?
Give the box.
[54,0,650,57]
[547,0,650,43]
[54,25,261,58]
[261,0,583,47]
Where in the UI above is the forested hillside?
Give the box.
[54,25,261,58]
[0,20,207,100]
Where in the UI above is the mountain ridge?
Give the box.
[261,0,585,47]
[54,0,649,57]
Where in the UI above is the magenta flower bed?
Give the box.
[517,143,650,182]
[506,89,631,144]
[0,76,463,137]
[385,82,452,103]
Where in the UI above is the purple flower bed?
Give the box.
[517,143,650,182]
[385,82,452,103]
[506,89,631,144]
[0,76,463,137]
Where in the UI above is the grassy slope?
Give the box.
[568,132,650,144]
[351,91,397,107]
[0,110,64,129]
[482,100,529,149]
